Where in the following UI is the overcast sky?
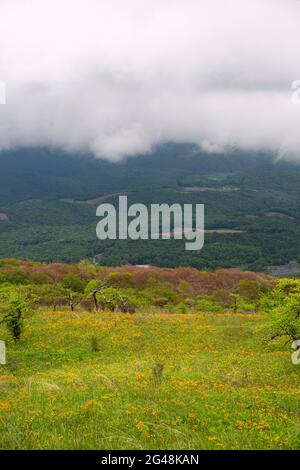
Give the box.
[1,0,300,161]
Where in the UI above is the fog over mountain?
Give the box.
[1,0,300,161]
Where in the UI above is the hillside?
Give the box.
[0,145,300,271]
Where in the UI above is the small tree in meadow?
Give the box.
[0,287,36,342]
[84,281,135,312]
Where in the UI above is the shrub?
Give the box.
[104,271,134,288]
[196,298,222,313]
[263,279,300,341]
[62,273,85,293]
[175,302,188,314]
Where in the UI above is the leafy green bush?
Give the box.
[196,298,223,313]
[263,279,300,341]
[62,273,86,293]
[175,302,188,314]
[143,283,180,308]
[104,271,134,288]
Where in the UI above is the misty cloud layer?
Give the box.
[1,0,300,161]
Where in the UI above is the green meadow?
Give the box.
[0,309,299,450]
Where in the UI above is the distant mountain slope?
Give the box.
[0,144,290,202]
[0,144,299,271]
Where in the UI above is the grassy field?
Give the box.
[0,309,299,450]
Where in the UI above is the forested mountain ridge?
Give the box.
[0,144,299,272]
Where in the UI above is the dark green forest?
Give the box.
[0,144,299,272]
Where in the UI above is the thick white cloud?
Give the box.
[1,0,300,160]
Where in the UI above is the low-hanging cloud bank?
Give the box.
[1,0,300,161]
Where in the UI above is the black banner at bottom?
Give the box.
[0,450,297,467]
